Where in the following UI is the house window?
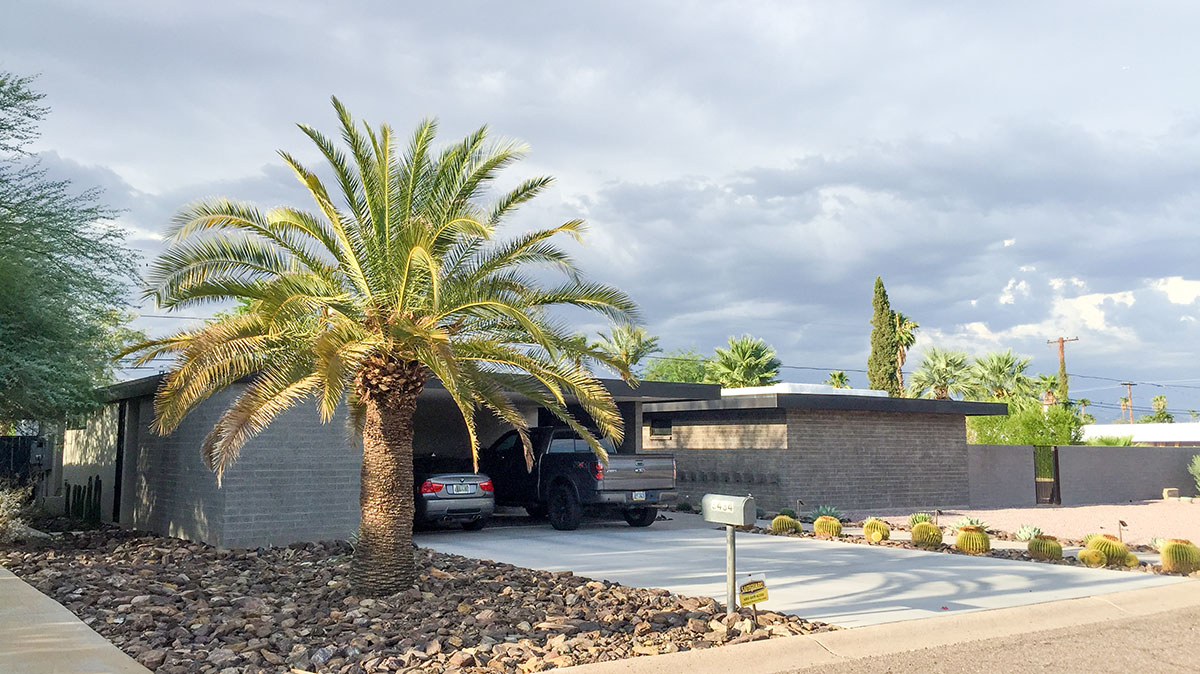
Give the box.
[649,417,672,438]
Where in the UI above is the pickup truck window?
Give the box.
[546,436,576,454]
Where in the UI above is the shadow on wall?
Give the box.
[61,406,119,520]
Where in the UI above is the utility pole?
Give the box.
[1047,337,1078,403]
[1121,382,1136,423]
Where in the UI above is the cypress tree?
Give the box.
[868,277,901,396]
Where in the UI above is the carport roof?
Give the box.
[102,373,721,405]
[644,392,1008,416]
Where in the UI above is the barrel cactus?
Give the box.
[1122,553,1139,568]
[1086,534,1128,564]
[911,521,943,548]
[955,525,990,554]
[1077,549,1107,568]
[1027,535,1063,561]
[770,515,798,534]
[813,515,842,538]
[1160,539,1200,575]
[863,518,890,542]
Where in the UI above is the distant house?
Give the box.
[642,383,1008,512]
[1082,423,1200,447]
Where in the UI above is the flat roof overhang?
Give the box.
[645,393,1008,416]
[102,373,721,406]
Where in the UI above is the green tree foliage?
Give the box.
[894,312,918,395]
[907,347,972,400]
[1035,373,1060,405]
[0,72,140,426]
[867,277,900,396]
[1138,394,1175,423]
[642,349,708,383]
[967,400,1083,445]
[971,350,1035,400]
[824,370,851,388]
[704,335,781,388]
[591,324,660,375]
[124,101,636,594]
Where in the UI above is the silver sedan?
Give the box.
[415,472,495,530]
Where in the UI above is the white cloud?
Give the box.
[1152,276,1200,304]
[1003,238,1016,247]
[1018,265,1035,272]
[999,278,1030,304]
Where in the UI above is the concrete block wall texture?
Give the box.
[968,444,1037,507]
[651,408,970,512]
[643,409,787,451]
[1057,445,1200,505]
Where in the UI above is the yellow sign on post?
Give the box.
[738,573,768,607]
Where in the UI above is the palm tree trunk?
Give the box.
[352,357,427,596]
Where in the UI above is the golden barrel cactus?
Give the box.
[1077,549,1107,568]
[1122,553,1139,568]
[863,518,890,542]
[770,515,798,534]
[955,525,990,555]
[813,515,842,538]
[1027,535,1063,561]
[911,522,943,548]
[1160,539,1200,575]
[1086,534,1127,564]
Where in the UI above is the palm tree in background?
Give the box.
[906,347,972,400]
[893,312,918,396]
[824,370,851,388]
[705,335,781,388]
[124,101,638,595]
[1035,373,1060,406]
[1076,397,1094,423]
[971,350,1035,400]
[591,324,660,375]
[1119,396,1131,422]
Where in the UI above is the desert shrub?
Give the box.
[908,512,933,527]
[756,506,766,520]
[1015,524,1042,541]
[677,500,693,512]
[1189,454,1200,495]
[779,507,797,519]
[809,505,843,522]
[0,486,31,544]
[1085,435,1133,446]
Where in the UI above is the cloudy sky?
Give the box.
[5,1,1200,419]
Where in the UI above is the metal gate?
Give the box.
[1034,445,1061,505]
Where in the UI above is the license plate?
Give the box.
[448,484,474,495]
[632,491,646,502]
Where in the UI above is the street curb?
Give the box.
[558,581,1200,674]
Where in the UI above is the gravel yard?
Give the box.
[0,530,832,673]
[847,500,1200,546]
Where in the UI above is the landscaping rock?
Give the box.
[0,530,834,673]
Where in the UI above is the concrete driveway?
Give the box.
[417,512,1186,628]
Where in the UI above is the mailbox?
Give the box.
[701,494,757,527]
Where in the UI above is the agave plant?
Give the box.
[809,505,843,522]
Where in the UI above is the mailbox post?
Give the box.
[701,494,756,615]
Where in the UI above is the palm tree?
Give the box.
[123,101,637,595]
[893,312,918,396]
[591,324,660,375]
[704,335,781,388]
[1035,373,1060,406]
[1076,397,1092,418]
[906,347,972,400]
[824,370,851,389]
[1119,396,1131,422]
[970,350,1035,400]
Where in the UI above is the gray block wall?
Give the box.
[1057,445,1200,505]
[967,444,1036,507]
[658,408,970,512]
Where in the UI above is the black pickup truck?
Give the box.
[479,427,676,530]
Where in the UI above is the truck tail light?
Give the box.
[593,462,604,481]
[419,480,443,494]
[478,479,494,492]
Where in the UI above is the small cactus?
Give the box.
[770,515,798,534]
[955,525,990,554]
[908,512,933,527]
[911,521,943,548]
[1122,552,1139,568]
[813,515,842,538]
[1078,549,1107,568]
[1160,539,1200,575]
[1028,534,1063,561]
[1086,534,1128,564]
[863,518,890,542]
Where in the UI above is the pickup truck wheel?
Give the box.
[548,485,581,531]
[623,507,658,527]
